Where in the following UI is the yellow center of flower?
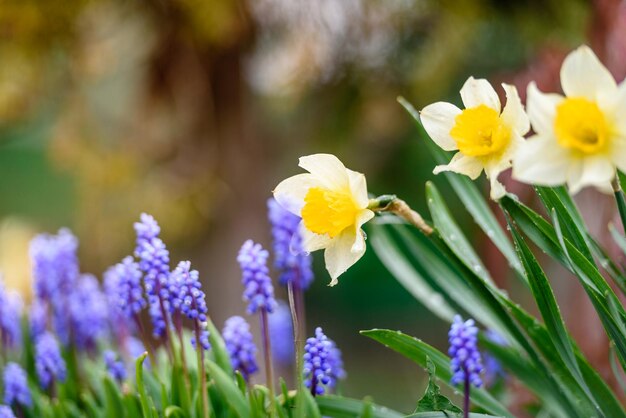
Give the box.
[554,97,609,154]
[450,105,511,157]
[301,187,359,238]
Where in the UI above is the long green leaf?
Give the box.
[135,352,152,418]
[426,181,493,285]
[316,396,404,418]
[205,359,251,418]
[361,329,513,418]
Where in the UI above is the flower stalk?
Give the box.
[368,195,433,235]
[288,281,306,418]
[260,309,277,416]
[612,175,626,234]
[194,320,209,418]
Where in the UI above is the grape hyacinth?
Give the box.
[0,406,15,418]
[69,274,109,350]
[268,301,294,366]
[326,337,346,389]
[449,315,483,418]
[134,213,171,338]
[104,350,127,383]
[303,327,334,396]
[237,240,277,315]
[0,281,23,350]
[222,316,258,381]
[170,261,207,322]
[267,198,314,290]
[191,329,210,351]
[35,332,67,389]
[104,256,146,318]
[30,229,79,301]
[3,363,31,408]
[29,300,48,340]
[483,330,507,386]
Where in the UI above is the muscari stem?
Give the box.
[134,314,156,366]
[612,176,626,234]
[174,313,190,388]
[260,309,278,416]
[194,320,209,418]
[463,372,470,418]
[288,281,306,418]
[369,196,433,235]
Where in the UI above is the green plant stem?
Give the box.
[174,314,190,388]
[260,309,278,416]
[613,176,626,234]
[194,320,209,418]
[288,281,305,418]
[157,296,175,363]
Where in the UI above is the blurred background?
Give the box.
[1,0,625,412]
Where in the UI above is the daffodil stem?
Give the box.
[369,195,433,235]
[612,176,626,234]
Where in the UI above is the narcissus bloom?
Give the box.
[513,46,626,193]
[273,154,374,285]
[421,77,530,199]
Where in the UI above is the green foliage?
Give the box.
[414,359,461,414]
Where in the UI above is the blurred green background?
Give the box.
[1,0,624,411]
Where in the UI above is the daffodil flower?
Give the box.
[420,77,530,200]
[512,46,626,193]
[273,154,374,285]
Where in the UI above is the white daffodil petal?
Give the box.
[273,173,323,215]
[489,177,507,200]
[610,82,626,134]
[561,45,617,100]
[512,136,570,186]
[347,169,370,208]
[433,153,483,179]
[298,154,350,189]
[324,229,366,285]
[612,139,626,172]
[526,82,562,137]
[569,156,616,193]
[420,102,461,151]
[501,83,530,135]
[299,221,333,253]
[460,77,501,112]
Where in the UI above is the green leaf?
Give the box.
[207,318,234,377]
[398,96,523,278]
[360,329,513,418]
[164,406,188,418]
[415,358,461,414]
[315,395,404,418]
[610,224,626,255]
[205,359,251,418]
[405,413,502,418]
[103,375,126,418]
[506,217,601,415]
[135,352,152,418]
[426,181,493,285]
[370,221,455,321]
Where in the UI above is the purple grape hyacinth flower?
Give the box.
[0,281,22,350]
[104,350,127,382]
[35,332,67,389]
[68,274,109,350]
[237,240,277,315]
[326,337,346,389]
[303,327,334,396]
[169,261,207,322]
[30,229,79,302]
[448,315,483,388]
[29,300,48,340]
[134,213,171,338]
[268,301,294,366]
[0,406,15,418]
[104,256,146,318]
[222,316,258,381]
[3,363,31,408]
[267,198,314,290]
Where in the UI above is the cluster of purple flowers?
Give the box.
[237,240,277,315]
[104,256,146,319]
[222,316,258,381]
[104,350,127,382]
[3,363,31,408]
[303,327,345,395]
[134,213,171,338]
[0,406,15,418]
[0,280,22,350]
[68,274,109,350]
[448,315,484,388]
[267,198,314,290]
[30,229,79,301]
[170,261,207,322]
[35,332,67,389]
